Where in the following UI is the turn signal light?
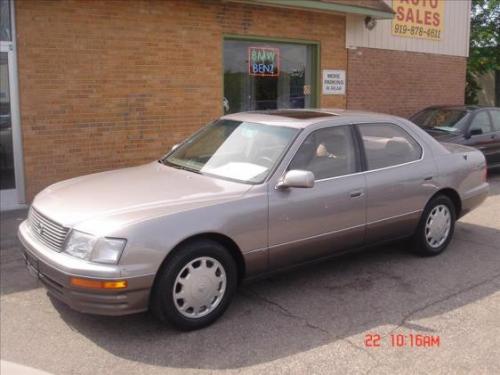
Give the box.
[70,277,128,289]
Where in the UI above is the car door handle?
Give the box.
[350,190,364,198]
[424,176,433,181]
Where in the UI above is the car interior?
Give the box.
[289,127,356,180]
[363,136,416,170]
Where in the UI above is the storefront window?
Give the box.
[0,0,11,41]
[223,38,317,114]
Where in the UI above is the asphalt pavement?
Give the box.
[1,172,499,374]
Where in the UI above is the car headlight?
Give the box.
[91,237,127,264]
[65,230,97,260]
[64,230,126,264]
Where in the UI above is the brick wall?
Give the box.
[15,0,347,200]
[347,47,466,117]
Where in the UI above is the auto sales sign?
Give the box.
[392,0,444,40]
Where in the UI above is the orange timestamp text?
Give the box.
[364,333,440,348]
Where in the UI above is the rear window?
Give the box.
[358,123,422,170]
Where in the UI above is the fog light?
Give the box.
[70,277,128,289]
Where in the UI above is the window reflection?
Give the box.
[224,39,315,114]
[0,0,11,42]
[0,52,14,189]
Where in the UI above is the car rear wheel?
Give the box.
[413,195,456,256]
[151,239,238,330]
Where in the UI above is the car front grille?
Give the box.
[28,207,70,251]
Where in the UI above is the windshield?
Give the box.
[410,108,468,132]
[162,119,299,184]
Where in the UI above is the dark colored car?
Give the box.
[410,105,500,168]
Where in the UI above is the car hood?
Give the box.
[33,162,252,230]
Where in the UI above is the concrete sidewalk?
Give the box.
[1,360,53,375]
[1,173,499,375]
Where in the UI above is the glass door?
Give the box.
[1,51,15,191]
[1,0,24,210]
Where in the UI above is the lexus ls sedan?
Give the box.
[18,109,489,330]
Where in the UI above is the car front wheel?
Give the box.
[413,195,456,256]
[151,239,238,330]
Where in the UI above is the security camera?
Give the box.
[364,16,377,30]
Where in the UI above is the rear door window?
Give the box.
[358,123,422,170]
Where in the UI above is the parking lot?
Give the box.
[1,172,499,375]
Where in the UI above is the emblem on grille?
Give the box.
[35,222,45,236]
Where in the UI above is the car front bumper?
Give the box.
[18,220,155,316]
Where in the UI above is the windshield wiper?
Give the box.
[160,159,201,174]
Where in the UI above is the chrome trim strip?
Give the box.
[243,247,268,254]
[367,209,423,226]
[314,156,425,183]
[269,223,365,249]
[269,209,423,249]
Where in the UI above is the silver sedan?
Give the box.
[18,109,489,330]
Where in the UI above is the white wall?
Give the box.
[346,0,470,57]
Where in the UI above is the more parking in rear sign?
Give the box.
[322,70,346,95]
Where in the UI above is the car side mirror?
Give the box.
[276,170,315,189]
[469,128,483,137]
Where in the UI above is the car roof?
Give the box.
[416,104,493,112]
[221,108,403,129]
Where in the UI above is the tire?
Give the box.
[151,239,238,331]
[413,195,456,257]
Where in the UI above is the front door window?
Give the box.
[289,126,358,180]
[223,39,316,114]
[469,111,493,135]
